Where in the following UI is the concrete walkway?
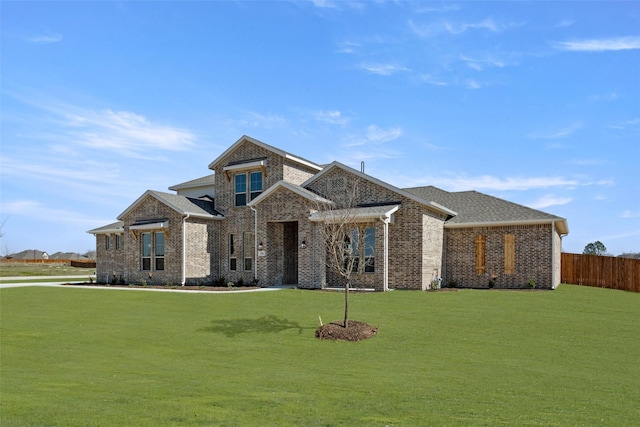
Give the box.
[0,278,290,293]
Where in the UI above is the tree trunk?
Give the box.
[343,280,349,328]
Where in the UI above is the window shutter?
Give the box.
[504,234,515,274]
[475,235,486,275]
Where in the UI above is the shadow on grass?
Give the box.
[199,315,313,337]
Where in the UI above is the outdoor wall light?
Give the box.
[301,240,306,249]
[258,242,264,251]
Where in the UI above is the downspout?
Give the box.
[250,206,258,282]
[551,221,556,290]
[181,214,190,286]
[379,214,390,291]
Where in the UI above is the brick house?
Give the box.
[89,135,569,290]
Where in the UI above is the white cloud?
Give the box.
[1,199,112,228]
[420,74,448,86]
[337,41,360,54]
[343,125,403,147]
[7,96,196,158]
[460,55,507,71]
[309,0,338,8]
[555,19,575,28]
[527,122,582,139]
[528,195,573,209]
[410,18,519,38]
[569,158,605,166]
[444,18,499,35]
[608,118,640,130]
[234,111,287,129]
[365,125,402,143]
[314,110,351,126]
[27,32,63,44]
[621,210,640,218]
[465,79,482,90]
[553,36,640,52]
[409,175,580,192]
[359,63,410,76]
[67,109,195,154]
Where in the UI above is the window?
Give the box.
[347,227,375,273]
[141,232,152,271]
[229,234,237,271]
[155,232,165,271]
[235,171,263,207]
[235,174,247,206]
[141,232,164,271]
[250,171,263,200]
[475,234,486,275]
[243,232,254,271]
[504,234,515,274]
[363,227,375,273]
[105,235,111,250]
[115,234,122,250]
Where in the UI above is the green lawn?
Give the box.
[1,285,638,426]
[0,262,94,278]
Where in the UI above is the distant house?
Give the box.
[89,135,569,290]
[49,252,90,261]
[9,249,49,260]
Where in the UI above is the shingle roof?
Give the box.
[168,174,215,191]
[87,221,124,235]
[404,186,568,233]
[148,191,223,218]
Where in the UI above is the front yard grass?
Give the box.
[1,285,638,426]
[0,262,94,278]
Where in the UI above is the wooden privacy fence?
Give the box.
[0,259,96,268]
[561,253,640,293]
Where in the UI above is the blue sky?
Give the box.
[1,1,639,256]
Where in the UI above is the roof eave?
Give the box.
[445,218,569,234]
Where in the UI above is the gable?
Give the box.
[248,181,332,207]
[207,135,322,172]
[303,161,456,218]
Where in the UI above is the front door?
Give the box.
[283,222,298,285]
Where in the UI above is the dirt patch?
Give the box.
[315,320,378,342]
[62,283,260,292]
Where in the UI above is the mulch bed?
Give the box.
[315,320,378,342]
[62,283,260,291]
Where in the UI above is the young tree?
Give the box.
[583,241,607,255]
[311,185,373,328]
